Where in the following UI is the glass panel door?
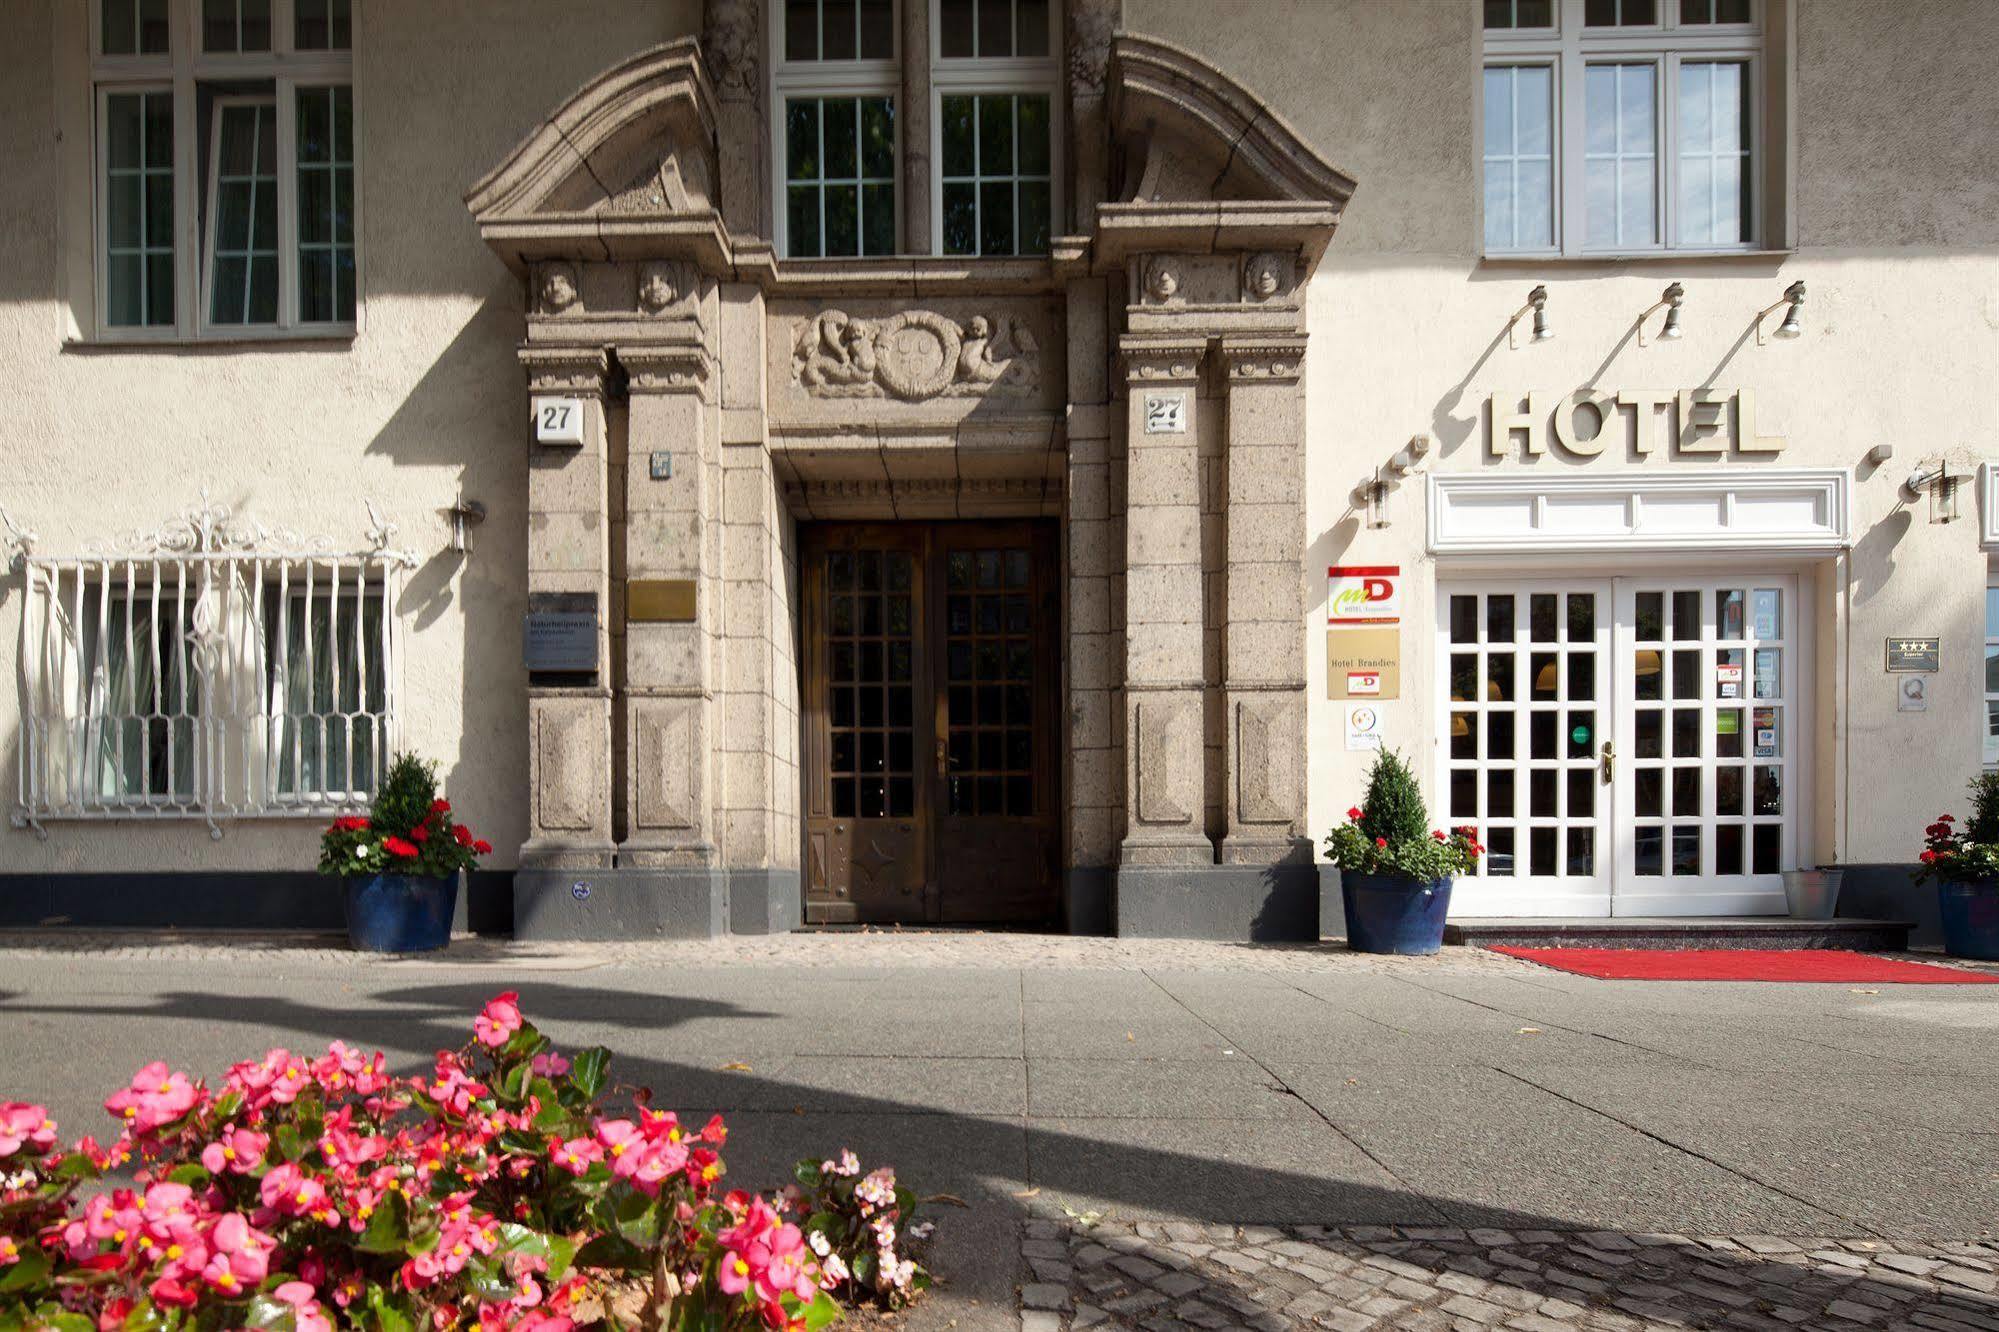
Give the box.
[1439,582,1614,916]
[1612,575,1796,915]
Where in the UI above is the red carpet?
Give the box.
[1490,946,1999,983]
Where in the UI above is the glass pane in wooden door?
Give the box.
[805,531,928,924]
[934,528,1058,923]
[1441,584,1612,915]
[944,545,1035,818]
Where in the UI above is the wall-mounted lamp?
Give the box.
[1638,282,1684,346]
[446,497,487,554]
[1903,462,1961,524]
[1507,285,1554,349]
[1756,280,1806,345]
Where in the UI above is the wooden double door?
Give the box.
[801,521,1061,925]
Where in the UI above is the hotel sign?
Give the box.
[1487,388,1786,460]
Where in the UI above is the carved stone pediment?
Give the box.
[1097,34,1357,269]
[465,40,726,274]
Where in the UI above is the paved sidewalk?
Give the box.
[0,931,1995,1331]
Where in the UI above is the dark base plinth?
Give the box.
[513,867,725,941]
[1113,864,1320,942]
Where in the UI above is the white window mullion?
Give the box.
[276,74,299,331]
[171,66,197,337]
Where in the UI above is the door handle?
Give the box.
[1599,741,1616,784]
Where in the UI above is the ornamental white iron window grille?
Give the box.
[3,494,417,839]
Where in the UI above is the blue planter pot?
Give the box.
[1938,879,1999,961]
[1341,871,1454,955]
[343,873,456,953]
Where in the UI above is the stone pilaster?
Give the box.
[703,0,768,239]
[1219,335,1310,866]
[1118,333,1212,867]
[618,343,719,870]
[519,344,615,870]
[1065,277,1121,932]
[900,0,933,254]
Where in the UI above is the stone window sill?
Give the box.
[62,329,357,353]
[1480,249,1795,268]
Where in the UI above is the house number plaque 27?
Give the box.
[1143,393,1187,435]
[534,396,585,446]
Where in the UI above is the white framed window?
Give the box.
[89,0,356,340]
[773,0,900,259]
[770,0,1061,259]
[1985,581,1998,768]
[1483,0,1762,257]
[14,501,410,831]
[932,0,1058,257]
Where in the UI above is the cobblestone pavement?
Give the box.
[1016,1219,1999,1332]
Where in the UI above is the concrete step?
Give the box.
[1444,916,1914,952]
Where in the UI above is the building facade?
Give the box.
[1,0,1994,939]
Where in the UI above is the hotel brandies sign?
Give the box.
[1487,388,1785,460]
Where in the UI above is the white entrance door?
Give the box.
[1609,577,1797,916]
[1439,582,1615,916]
[1437,574,1802,918]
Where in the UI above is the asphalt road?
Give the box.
[1,933,1994,1329]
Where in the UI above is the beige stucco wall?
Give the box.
[1268,0,1999,870]
[1302,254,1998,869]
[0,0,701,873]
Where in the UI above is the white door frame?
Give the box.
[1435,563,1817,919]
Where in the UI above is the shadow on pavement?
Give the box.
[9,979,1999,1330]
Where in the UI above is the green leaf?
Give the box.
[355,1190,409,1255]
[566,1047,610,1101]
[572,1232,647,1272]
[120,1298,172,1332]
[528,1079,571,1132]
[166,1164,211,1188]
[367,1286,415,1332]
[272,1123,304,1164]
[793,1159,825,1189]
[800,1290,842,1332]
[610,1189,662,1247]
[240,1294,294,1330]
[51,1154,102,1181]
[31,1312,92,1332]
[0,1252,49,1295]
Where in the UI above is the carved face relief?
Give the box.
[637,262,678,314]
[538,262,580,314]
[1244,253,1290,302]
[1145,260,1180,303]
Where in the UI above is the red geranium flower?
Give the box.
[410,823,429,843]
[1374,836,1387,849]
[1346,806,1362,821]
[472,840,492,855]
[431,799,452,815]
[382,836,419,858]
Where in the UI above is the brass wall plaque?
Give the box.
[628,579,698,623]
[1327,627,1401,699]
